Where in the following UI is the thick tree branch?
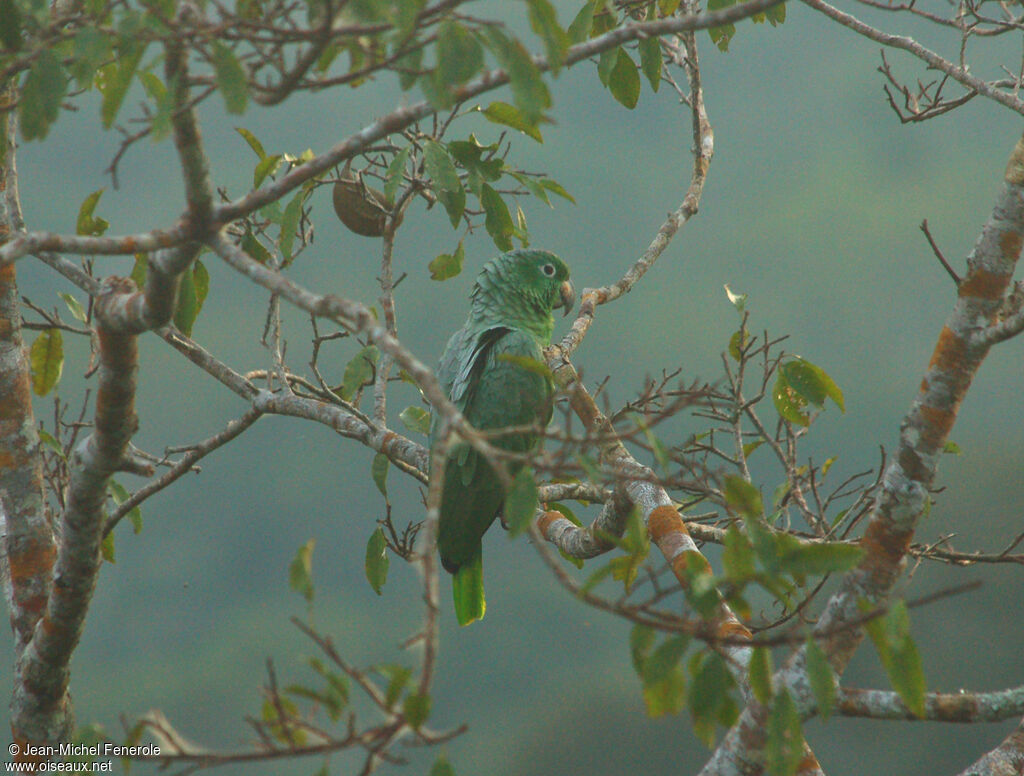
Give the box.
[698,131,1024,776]
[12,278,144,746]
[838,684,1024,723]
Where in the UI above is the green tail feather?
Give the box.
[452,552,486,626]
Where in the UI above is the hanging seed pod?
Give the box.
[332,159,397,237]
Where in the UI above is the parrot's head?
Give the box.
[473,249,575,324]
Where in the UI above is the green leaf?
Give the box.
[210,40,248,114]
[423,140,465,228]
[70,27,111,91]
[607,48,640,109]
[478,101,543,142]
[540,177,575,203]
[567,0,596,44]
[403,691,431,728]
[20,49,67,141]
[288,539,315,602]
[723,475,763,519]
[862,599,927,718]
[37,428,65,459]
[59,292,88,324]
[279,187,307,263]
[805,636,836,719]
[728,329,749,362]
[768,2,786,24]
[340,345,380,401]
[174,264,198,336]
[943,440,962,455]
[0,0,22,52]
[749,646,773,704]
[241,228,273,264]
[741,439,763,458]
[480,183,514,251]
[429,754,456,776]
[773,372,810,426]
[384,146,412,205]
[778,539,864,578]
[365,527,389,595]
[643,664,686,718]
[642,635,690,687]
[436,20,484,86]
[378,664,412,708]
[504,467,538,537]
[130,254,148,288]
[722,524,755,583]
[97,42,144,129]
[781,358,845,411]
[428,241,465,281]
[630,623,657,674]
[100,530,116,563]
[527,0,569,69]
[253,154,282,188]
[108,480,142,534]
[75,189,110,236]
[707,0,737,51]
[235,126,267,159]
[765,689,803,776]
[638,36,662,92]
[479,26,551,122]
[371,452,389,497]
[399,405,431,435]
[687,651,736,746]
[29,328,64,396]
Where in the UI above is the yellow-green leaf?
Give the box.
[211,40,248,114]
[399,405,431,435]
[608,48,641,109]
[30,328,64,396]
[365,527,389,595]
[288,539,315,602]
[429,242,465,281]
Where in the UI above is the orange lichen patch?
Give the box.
[796,751,823,774]
[648,504,688,543]
[958,267,1011,301]
[919,403,958,449]
[567,387,600,430]
[8,541,55,588]
[716,619,752,641]
[0,262,15,282]
[0,371,31,421]
[669,549,710,582]
[536,510,564,536]
[1000,229,1024,262]
[931,693,977,722]
[860,518,913,569]
[379,432,398,457]
[927,326,968,373]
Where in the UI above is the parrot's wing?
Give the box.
[437,327,553,574]
[450,326,510,407]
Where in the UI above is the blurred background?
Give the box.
[5,1,1024,774]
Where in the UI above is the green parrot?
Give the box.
[429,249,575,626]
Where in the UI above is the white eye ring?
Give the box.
[541,263,556,277]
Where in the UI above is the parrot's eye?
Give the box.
[541,263,556,277]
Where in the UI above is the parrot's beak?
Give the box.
[558,280,576,317]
